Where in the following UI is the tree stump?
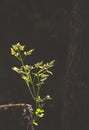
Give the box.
[0,103,34,130]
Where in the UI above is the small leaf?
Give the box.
[34,61,43,68]
[40,77,47,82]
[33,121,38,126]
[24,49,34,55]
[12,42,25,51]
[38,113,44,118]
[10,48,19,57]
[12,67,21,73]
[36,82,44,86]
[46,70,53,75]
[21,75,30,82]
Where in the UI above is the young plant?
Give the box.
[10,42,55,126]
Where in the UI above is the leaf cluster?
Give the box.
[10,42,55,126]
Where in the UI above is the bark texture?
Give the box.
[61,1,89,130]
[0,103,34,130]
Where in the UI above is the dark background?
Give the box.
[0,0,88,130]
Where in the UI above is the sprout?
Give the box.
[10,42,55,126]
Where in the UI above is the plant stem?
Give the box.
[26,82,35,100]
[19,51,35,100]
[36,75,41,98]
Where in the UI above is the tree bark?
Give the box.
[0,103,34,130]
[61,0,89,130]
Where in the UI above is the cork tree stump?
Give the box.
[0,103,34,130]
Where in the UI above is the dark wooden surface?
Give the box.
[61,1,89,130]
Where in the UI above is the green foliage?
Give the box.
[10,42,55,126]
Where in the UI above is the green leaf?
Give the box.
[12,67,21,73]
[24,49,34,55]
[33,121,38,126]
[12,42,25,51]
